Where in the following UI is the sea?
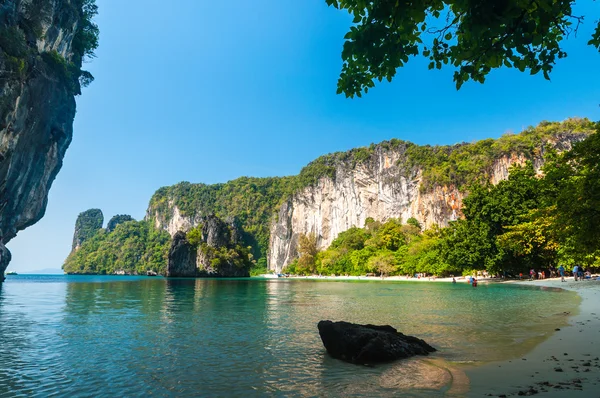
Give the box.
[0,275,578,397]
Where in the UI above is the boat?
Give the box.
[146,270,158,276]
[5,271,17,275]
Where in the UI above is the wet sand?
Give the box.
[466,278,600,397]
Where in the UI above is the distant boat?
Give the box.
[146,270,158,276]
[5,271,17,275]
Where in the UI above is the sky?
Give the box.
[8,0,600,272]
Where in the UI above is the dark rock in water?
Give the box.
[317,320,436,364]
[167,231,197,277]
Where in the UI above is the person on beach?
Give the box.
[558,265,566,282]
[578,266,585,281]
[452,277,456,284]
[573,265,579,281]
[529,268,536,280]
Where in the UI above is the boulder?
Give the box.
[317,320,436,364]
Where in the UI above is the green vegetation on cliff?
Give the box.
[0,0,99,94]
[106,214,134,232]
[297,118,594,192]
[149,177,295,267]
[72,208,103,250]
[65,119,597,276]
[150,119,593,273]
[290,124,600,276]
[63,219,170,275]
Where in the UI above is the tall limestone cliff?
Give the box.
[267,125,591,273]
[0,0,97,279]
[132,119,594,275]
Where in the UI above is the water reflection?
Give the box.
[0,276,580,397]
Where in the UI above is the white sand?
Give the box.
[466,278,600,397]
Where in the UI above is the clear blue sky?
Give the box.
[8,0,600,272]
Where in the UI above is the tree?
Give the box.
[496,210,559,268]
[368,251,397,277]
[297,233,319,274]
[544,127,600,255]
[326,0,600,97]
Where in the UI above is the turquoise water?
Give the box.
[0,275,577,397]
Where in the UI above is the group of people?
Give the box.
[571,265,592,281]
[527,265,592,282]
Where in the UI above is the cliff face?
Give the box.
[0,0,90,278]
[167,231,197,277]
[166,214,251,277]
[143,121,591,275]
[149,202,202,236]
[267,134,586,273]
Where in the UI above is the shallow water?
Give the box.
[0,275,578,397]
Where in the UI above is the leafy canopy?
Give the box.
[327,0,600,96]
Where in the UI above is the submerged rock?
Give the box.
[317,320,436,364]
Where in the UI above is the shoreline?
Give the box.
[465,278,600,397]
[263,273,600,396]
[258,273,600,284]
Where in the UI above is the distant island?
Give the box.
[63,119,600,278]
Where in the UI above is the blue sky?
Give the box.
[8,0,600,272]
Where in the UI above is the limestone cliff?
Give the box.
[267,130,588,273]
[0,0,97,279]
[166,214,251,277]
[71,208,103,250]
[143,120,592,275]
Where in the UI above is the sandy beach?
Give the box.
[466,278,600,397]
[259,274,482,282]
[261,274,600,396]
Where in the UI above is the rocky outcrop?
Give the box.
[196,215,250,277]
[317,320,436,364]
[106,214,133,233]
[201,214,232,247]
[166,215,251,277]
[166,231,197,277]
[71,208,103,250]
[149,203,203,237]
[0,0,96,277]
[0,243,11,282]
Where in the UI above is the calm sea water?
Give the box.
[0,275,578,397]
